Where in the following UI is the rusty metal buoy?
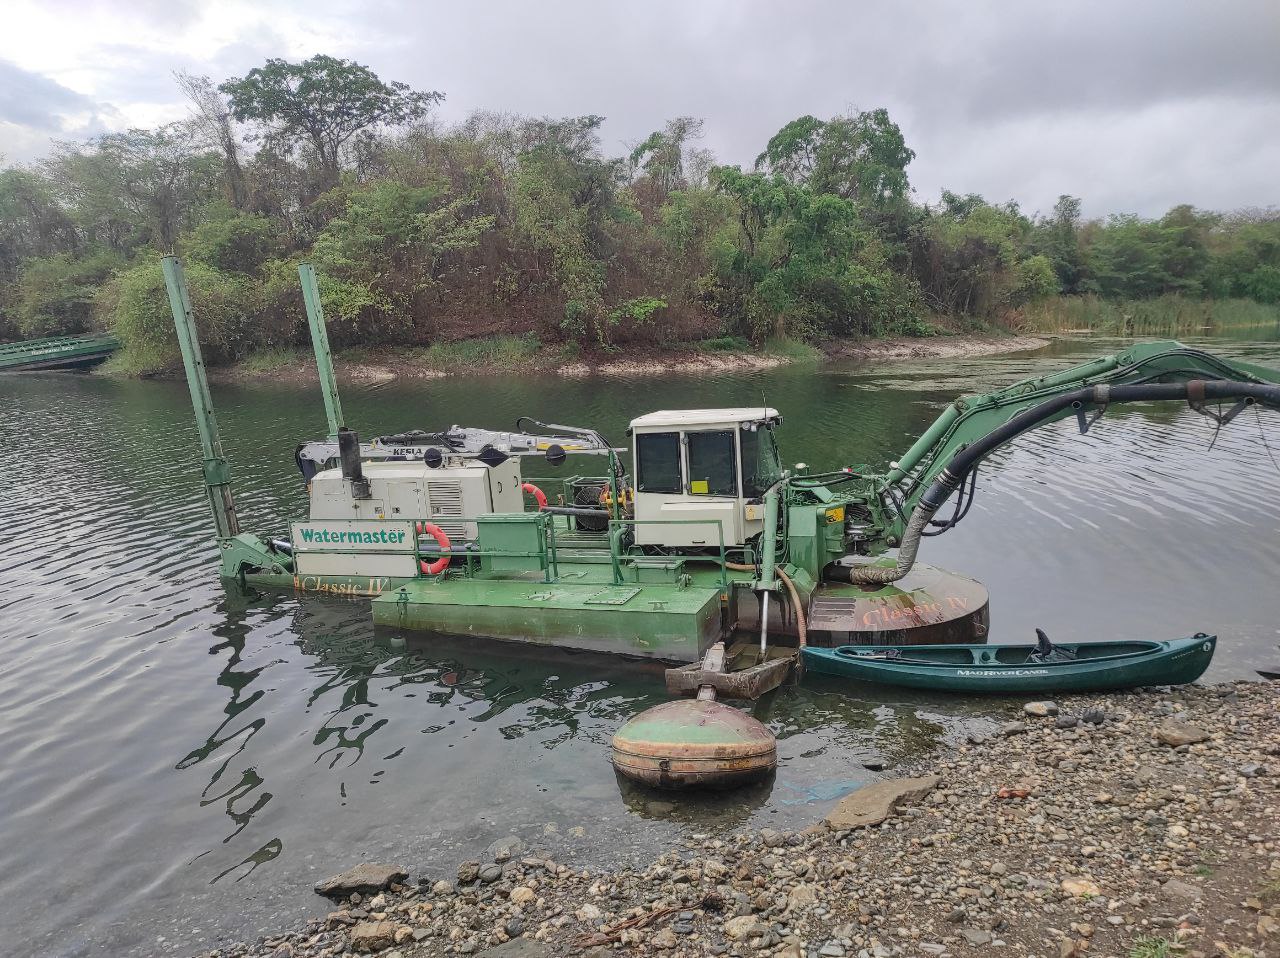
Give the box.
[611,699,777,789]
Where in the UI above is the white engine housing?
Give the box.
[308,459,524,539]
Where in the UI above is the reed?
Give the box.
[1020,295,1280,335]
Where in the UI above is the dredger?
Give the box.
[163,256,1280,788]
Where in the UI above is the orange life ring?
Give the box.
[522,482,548,510]
[416,521,451,575]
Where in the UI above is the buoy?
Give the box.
[611,699,776,790]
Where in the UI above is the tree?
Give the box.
[1031,194,1085,293]
[14,250,123,337]
[220,55,443,187]
[915,191,1034,316]
[755,116,825,185]
[0,168,78,282]
[1088,212,1212,299]
[629,117,705,201]
[309,180,495,339]
[710,167,923,340]
[756,109,914,207]
[507,116,623,341]
[45,125,219,251]
[176,71,249,210]
[186,205,278,275]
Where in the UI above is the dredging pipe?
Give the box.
[849,379,1280,585]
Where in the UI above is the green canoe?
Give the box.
[802,633,1217,694]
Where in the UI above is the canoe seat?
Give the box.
[978,649,998,664]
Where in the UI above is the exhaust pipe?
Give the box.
[338,427,371,499]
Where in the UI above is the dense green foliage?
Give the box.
[1,54,1277,368]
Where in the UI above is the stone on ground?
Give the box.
[1162,877,1203,900]
[1155,718,1211,746]
[723,915,767,940]
[825,775,941,830]
[349,920,397,952]
[1061,877,1102,897]
[476,941,553,958]
[313,863,408,898]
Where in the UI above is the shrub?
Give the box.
[15,250,123,337]
[101,260,262,370]
[1012,254,1060,305]
[187,206,279,275]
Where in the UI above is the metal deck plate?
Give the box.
[584,586,642,606]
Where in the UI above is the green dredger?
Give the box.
[167,256,1280,784]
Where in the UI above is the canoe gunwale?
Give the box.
[823,639,1169,670]
[802,635,1217,694]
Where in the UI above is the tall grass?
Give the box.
[763,336,824,362]
[419,333,543,369]
[1021,295,1280,335]
[240,347,305,373]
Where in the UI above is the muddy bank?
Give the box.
[197,680,1279,958]
[821,335,1050,364]
[203,334,1048,386]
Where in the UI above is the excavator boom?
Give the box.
[814,341,1280,585]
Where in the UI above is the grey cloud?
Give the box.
[3,0,1278,215]
[0,59,104,129]
[363,0,1278,214]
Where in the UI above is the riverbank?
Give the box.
[198,680,1279,958]
[197,333,1049,385]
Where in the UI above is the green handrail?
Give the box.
[605,518,728,590]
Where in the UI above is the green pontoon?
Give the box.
[802,633,1217,694]
[0,332,118,371]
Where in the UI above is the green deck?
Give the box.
[0,333,119,371]
[371,561,727,661]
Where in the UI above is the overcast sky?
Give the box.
[1,0,1277,218]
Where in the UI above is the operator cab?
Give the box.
[628,408,782,548]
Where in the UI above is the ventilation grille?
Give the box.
[427,480,466,539]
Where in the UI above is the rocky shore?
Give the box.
[198,681,1278,958]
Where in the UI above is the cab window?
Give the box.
[686,430,737,496]
[636,432,682,493]
[740,425,782,497]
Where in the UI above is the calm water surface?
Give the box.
[2,334,1280,956]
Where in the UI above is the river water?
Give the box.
[3,334,1280,956]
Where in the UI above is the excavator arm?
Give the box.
[829,341,1280,584]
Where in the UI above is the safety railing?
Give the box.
[415,512,558,583]
[604,518,728,590]
[412,513,729,590]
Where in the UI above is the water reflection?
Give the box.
[3,336,1280,957]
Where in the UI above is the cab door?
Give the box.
[633,427,746,547]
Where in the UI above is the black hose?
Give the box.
[542,505,611,519]
[921,466,978,536]
[923,379,1280,511]
[849,378,1280,585]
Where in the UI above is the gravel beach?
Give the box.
[198,681,1279,958]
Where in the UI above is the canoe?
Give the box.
[1258,645,1280,681]
[802,634,1217,694]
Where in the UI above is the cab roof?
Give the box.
[629,407,780,430]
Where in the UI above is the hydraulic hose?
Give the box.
[847,378,1280,585]
[726,561,807,648]
[840,502,941,585]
